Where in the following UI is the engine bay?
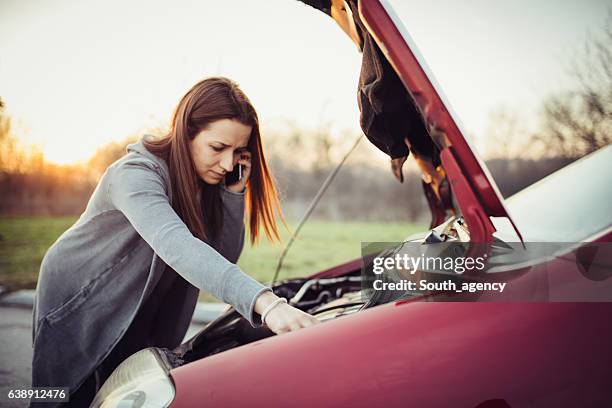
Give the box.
[167,271,367,368]
[164,217,493,369]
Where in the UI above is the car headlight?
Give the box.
[90,348,175,408]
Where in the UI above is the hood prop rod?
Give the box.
[271,133,364,286]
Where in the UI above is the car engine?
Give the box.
[166,271,367,368]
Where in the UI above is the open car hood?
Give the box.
[303,0,523,243]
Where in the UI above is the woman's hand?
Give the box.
[255,291,320,335]
[226,151,251,193]
[264,302,320,334]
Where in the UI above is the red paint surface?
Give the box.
[170,242,612,407]
[170,300,612,407]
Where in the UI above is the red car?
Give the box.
[92,1,612,407]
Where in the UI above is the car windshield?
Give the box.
[505,145,612,241]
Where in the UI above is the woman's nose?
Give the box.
[220,152,234,172]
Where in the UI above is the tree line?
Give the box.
[0,119,586,222]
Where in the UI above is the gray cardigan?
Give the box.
[31,139,270,398]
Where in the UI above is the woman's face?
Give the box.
[190,118,252,185]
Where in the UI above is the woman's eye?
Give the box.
[211,146,224,152]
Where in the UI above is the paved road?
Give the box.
[0,307,33,408]
[0,306,204,408]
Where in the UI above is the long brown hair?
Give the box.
[145,77,283,244]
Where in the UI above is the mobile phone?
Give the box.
[225,163,243,185]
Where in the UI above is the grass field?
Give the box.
[0,217,425,301]
[0,217,77,291]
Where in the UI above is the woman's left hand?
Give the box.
[226,151,251,193]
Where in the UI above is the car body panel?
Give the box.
[170,301,612,407]
[169,236,612,406]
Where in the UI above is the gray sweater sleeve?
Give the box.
[108,158,270,327]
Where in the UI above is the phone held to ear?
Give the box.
[225,164,243,185]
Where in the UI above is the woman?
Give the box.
[31,77,319,407]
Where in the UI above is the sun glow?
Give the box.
[42,144,95,166]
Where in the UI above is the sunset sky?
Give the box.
[1,0,608,164]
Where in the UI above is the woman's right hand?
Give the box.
[255,291,320,335]
[264,302,320,335]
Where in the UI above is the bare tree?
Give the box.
[483,107,527,159]
[87,136,138,179]
[313,123,333,171]
[532,12,612,157]
[0,98,17,172]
